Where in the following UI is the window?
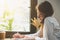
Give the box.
[0,0,37,38]
[0,0,30,32]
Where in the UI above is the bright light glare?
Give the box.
[0,0,30,32]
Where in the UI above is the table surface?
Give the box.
[5,38,35,40]
[5,38,46,40]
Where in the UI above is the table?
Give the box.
[5,38,35,40]
[5,38,46,40]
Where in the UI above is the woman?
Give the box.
[13,1,60,40]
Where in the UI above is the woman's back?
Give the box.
[44,17,60,40]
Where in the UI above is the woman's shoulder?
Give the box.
[44,16,59,26]
[45,16,55,20]
[45,16,57,22]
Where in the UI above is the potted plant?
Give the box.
[0,10,14,31]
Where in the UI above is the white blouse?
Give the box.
[26,17,60,40]
[44,17,60,40]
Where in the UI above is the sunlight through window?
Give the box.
[0,0,30,32]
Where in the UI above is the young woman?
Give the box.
[13,1,60,40]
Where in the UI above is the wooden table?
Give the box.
[5,38,35,40]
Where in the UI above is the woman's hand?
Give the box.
[13,33,35,40]
[24,35,35,40]
[13,33,25,38]
[31,17,40,29]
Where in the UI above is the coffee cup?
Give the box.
[0,31,6,40]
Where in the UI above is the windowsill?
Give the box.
[6,31,35,38]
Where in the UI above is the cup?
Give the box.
[0,31,6,40]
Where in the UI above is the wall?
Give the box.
[38,0,60,25]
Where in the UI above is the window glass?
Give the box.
[0,0,30,32]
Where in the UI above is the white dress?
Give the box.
[25,17,60,40]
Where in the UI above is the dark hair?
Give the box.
[38,1,54,17]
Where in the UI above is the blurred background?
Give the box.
[0,0,30,32]
[0,0,60,38]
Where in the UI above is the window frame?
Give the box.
[6,0,37,38]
